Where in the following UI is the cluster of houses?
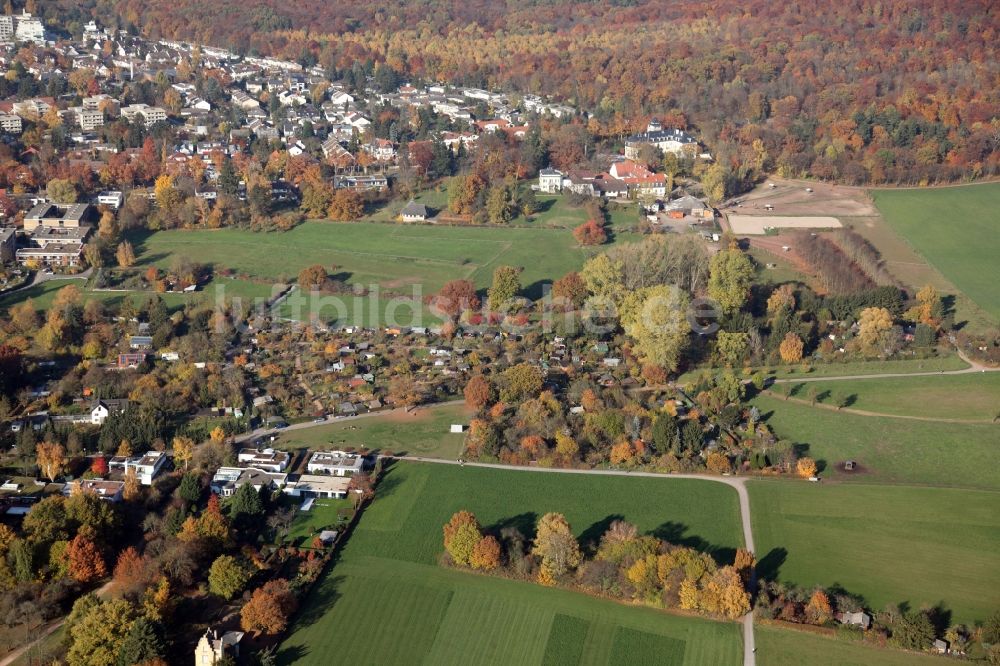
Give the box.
[0,14,597,261]
[56,450,168,503]
[209,446,366,501]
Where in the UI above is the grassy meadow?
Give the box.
[749,481,1000,625]
[132,219,640,300]
[272,403,471,458]
[871,183,1000,325]
[277,462,745,665]
[780,372,1000,421]
[751,394,998,489]
[755,625,949,666]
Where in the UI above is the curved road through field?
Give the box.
[395,456,758,666]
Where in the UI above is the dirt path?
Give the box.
[394,456,758,666]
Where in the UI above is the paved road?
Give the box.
[0,267,92,297]
[0,578,112,666]
[394,456,758,666]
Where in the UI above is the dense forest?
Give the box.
[43,0,1000,185]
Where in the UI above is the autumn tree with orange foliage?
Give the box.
[573,220,607,246]
[240,578,297,636]
[805,589,834,625]
[66,534,107,583]
[470,535,502,571]
[432,279,480,321]
[463,374,492,410]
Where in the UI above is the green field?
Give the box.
[756,625,947,666]
[679,355,969,386]
[762,355,968,379]
[0,275,273,315]
[782,372,1000,420]
[871,183,1000,324]
[749,481,1000,625]
[277,462,745,665]
[751,394,998,489]
[132,220,639,301]
[273,403,471,458]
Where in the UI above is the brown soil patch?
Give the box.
[724,177,879,217]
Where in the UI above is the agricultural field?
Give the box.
[751,394,998,489]
[272,403,472,459]
[779,372,1000,421]
[277,462,745,665]
[749,481,1000,625]
[755,625,948,666]
[871,183,1000,326]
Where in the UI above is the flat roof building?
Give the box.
[283,474,352,499]
[24,202,90,230]
[306,450,365,477]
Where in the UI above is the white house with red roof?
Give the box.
[608,159,668,197]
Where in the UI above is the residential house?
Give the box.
[236,448,290,473]
[66,479,124,502]
[90,398,130,425]
[322,137,354,165]
[306,451,364,477]
[608,159,667,198]
[836,611,872,630]
[97,191,124,210]
[538,168,564,194]
[194,628,244,666]
[400,200,427,222]
[283,474,352,499]
[334,175,388,191]
[210,466,288,497]
[366,137,396,161]
[124,451,167,485]
[116,352,148,369]
[129,335,153,350]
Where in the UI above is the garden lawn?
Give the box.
[751,394,998,489]
[755,625,948,666]
[273,403,471,458]
[782,372,1000,420]
[281,496,354,547]
[749,481,1000,625]
[871,184,1000,324]
[277,462,745,665]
